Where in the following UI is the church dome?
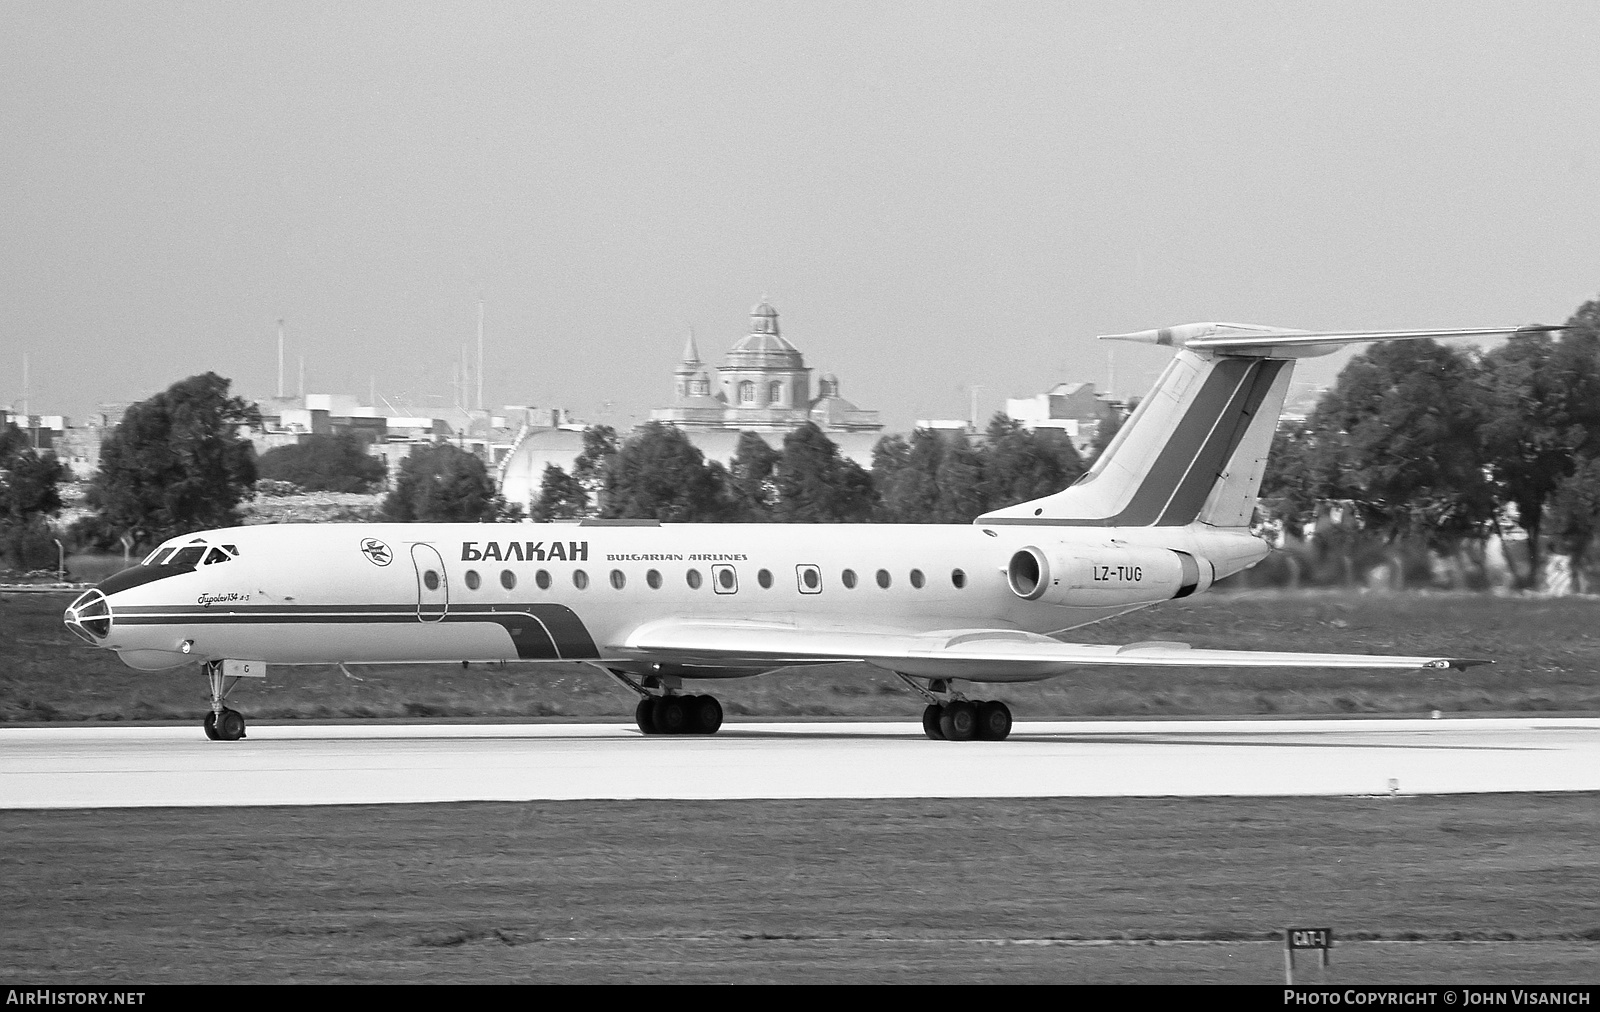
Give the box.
[728,299,804,368]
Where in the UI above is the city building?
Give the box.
[1004,381,1124,454]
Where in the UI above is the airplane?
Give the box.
[64,322,1545,742]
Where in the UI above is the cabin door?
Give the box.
[411,543,449,622]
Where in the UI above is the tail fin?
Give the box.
[976,323,1555,530]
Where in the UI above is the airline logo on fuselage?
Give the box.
[461,541,589,563]
[360,538,393,566]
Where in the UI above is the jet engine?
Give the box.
[1006,545,1213,606]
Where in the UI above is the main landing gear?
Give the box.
[202,660,247,741]
[634,693,723,736]
[600,667,724,735]
[901,676,1012,741]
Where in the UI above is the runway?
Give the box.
[2,717,1597,809]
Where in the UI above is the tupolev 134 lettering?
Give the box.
[65,323,1538,742]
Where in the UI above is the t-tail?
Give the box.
[977,322,1558,530]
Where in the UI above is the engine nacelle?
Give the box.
[1007,545,1213,606]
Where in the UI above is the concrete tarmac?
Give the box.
[3,717,1597,809]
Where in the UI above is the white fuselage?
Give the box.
[77,520,1269,679]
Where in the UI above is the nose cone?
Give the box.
[64,588,112,644]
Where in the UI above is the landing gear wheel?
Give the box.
[687,694,723,735]
[976,700,1013,741]
[653,696,688,735]
[922,704,946,740]
[203,710,220,741]
[635,697,658,735]
[217,708,246,741]
[939,700,976,742]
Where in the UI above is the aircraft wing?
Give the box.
[620,620,1487,682]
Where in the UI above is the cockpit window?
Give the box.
[166,546,206,569]
[141,542,240,569]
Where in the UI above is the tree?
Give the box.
[1479,315,1600,588]
[979,414,1085,513]
[256,432,388,493]
[571,425,618,513]
[1307,340,1496,583]
[885,428,990,523]
[529,464,589,521]
[1546,456,1600,593]
[935,431,987,522]
[0,423,69,569]
[381,443,500,522]
[869,433,913,521]
[727,431,780,521]
[86,373,259,550]
[874,430,941,522]
[601,422,733,521]
[0,424,66,529]
[772,422,875,523]
[1257,418,1340,536]
[1086,401,1129,465]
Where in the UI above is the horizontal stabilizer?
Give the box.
[1100,323,1559,358]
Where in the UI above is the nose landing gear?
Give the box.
[202,660,248,741]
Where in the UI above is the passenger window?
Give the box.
[423,570,440,591]
[910,569,925,589]
[501,570,517,590]
[573,570,589,590]
[712,564,738,594]
[536,570,551,590]
[610,569,626,590]
[842,569,857,589]
[647,569,662,589]
[951,568,966,589]
[465,570,481,590]
[687,569,703,590]
[758,569,773,589]
[876,569,891,589]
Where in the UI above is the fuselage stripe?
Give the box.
[111,604,601,659]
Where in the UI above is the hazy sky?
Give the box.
[4,1,1599,431]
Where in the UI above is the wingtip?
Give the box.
[1426,658,1493,671]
